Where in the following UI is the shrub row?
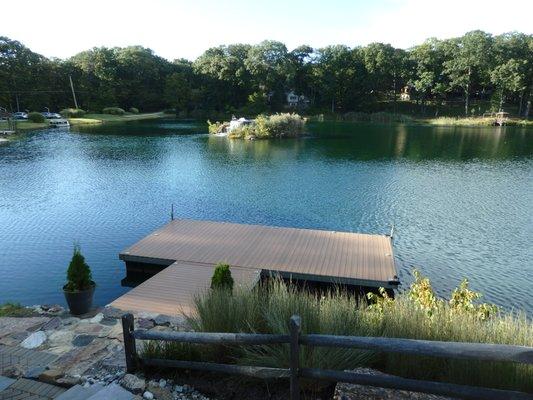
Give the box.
[60,108,86,118]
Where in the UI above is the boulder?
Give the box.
[121,373,145,394]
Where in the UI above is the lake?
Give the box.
[0,120,531,314]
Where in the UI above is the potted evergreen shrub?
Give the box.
[63,246,96,315]
[211,263,234,291]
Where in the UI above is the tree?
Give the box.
[490,59,527,110]
[244,41,291,109]
[409,38,446,113]
[443,31,494,116]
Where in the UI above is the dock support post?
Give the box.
[290,315,301,400]
[122,313,137,373]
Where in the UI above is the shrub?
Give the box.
[60,108,86,118]
[27,112,45,123]
[207,120,229,134]
[0,302,34,317]
[129,107,139,114]
[210,263,234,291]
[64,246,94,292]
[102,107,126,115]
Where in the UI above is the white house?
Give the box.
[286,91,310,108]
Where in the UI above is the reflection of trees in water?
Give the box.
[206,135,307,164]
[307,123,532,162]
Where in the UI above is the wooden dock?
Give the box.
[112,219,398,316]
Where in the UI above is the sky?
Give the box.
[3,0,532,61]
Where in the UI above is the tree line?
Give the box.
[1,30,531,118]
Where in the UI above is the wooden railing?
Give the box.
[121,314,533,400]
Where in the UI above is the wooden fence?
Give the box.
[121,314,533,400]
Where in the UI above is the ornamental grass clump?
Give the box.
[64,246,94,292]
[143,271,533,392]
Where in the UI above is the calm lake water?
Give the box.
[0,120,532,314]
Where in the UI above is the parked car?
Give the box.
[13,112,28,120]
[41,112,62,119]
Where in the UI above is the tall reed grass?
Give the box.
[142,274,533,392]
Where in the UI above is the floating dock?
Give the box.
[111,219,398,315]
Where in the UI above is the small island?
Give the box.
[208,113,306,139]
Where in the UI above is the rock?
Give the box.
[100,317,118,326]
[57,374,82,387]
[143,391,154,400]
[150,386,174,400]
[121,373,145,394]
[39,368,64,383]
[23,366,47,379]
[137,318,155,329]
[333,368,455,400]
[72,334,96,347]
[89,313,104,324]
[21,330,47,348]
[159,378,167,388]
[42,317,63,331]
[0,317,50,338]
[152,314,184,327]
[61,317,80,326]
[174,385,183,393]
[103,306,124,319]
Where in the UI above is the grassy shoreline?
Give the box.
[68,112,166,125]
[0,112,166,133]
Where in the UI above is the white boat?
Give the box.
[49,119,70,128]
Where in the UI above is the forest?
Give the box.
[1,31,531,118]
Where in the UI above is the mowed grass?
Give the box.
[0,120,48,131]
[69,112,165,125]
[142,276,533,393]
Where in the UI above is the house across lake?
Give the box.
[111,219,398,316]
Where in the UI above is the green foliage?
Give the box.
[342,112,413,123]
[177,273,532,392]
[207,120,228,134]
[0,302,34,317]
[102,107,126,115]
[223,113,306,139]
[64,246,94,292]
[210,263,234,291]
[1,31,532,119]
[27,112,45,123]
[128,107,139,114]
[60,108,86,118]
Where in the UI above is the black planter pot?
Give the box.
[63,283,95,315]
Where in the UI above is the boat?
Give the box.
[49,119,70,128]
[0,130,15,136]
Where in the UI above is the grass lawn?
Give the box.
[0,120,49,131]
[69,112,165,125]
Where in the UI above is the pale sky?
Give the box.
[3,0,532,61]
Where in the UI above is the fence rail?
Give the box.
[121,313,533,400]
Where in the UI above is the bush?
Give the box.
[27,112,45,123]
[210,263,234,291]
[219,113,306,140]
[60,108,86,118]
[0,302,34,317]
[129,107,139,114]
[64,246,94,292]
[102,107,126,115]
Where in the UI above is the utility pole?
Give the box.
[69,76,79,109]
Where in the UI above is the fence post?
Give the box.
[290,315,301,400]
[122,313,137,373]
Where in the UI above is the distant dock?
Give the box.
[112,219,398,315]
